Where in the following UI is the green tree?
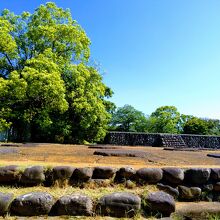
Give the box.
[0,3,113,143]
[207,119,220,135]
[178,114,194,133]
[183,117,210,135]
[183,117,220,135]
[110,105,148,132]
[148,106,181,133]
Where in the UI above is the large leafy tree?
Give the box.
[148,106,181,133]
[110,105,148,132]
[0,3,113,143]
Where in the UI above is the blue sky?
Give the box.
[1,0,220,119]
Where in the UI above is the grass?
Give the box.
[0,216,157,219]
[172,213,220,220]
[207,214,220,220]
[0,183,157,200]
[0,183,158,220]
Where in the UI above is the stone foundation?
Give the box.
[0,165,219,217]
[104,132,220,148]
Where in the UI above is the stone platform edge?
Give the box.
[0,165,219,217]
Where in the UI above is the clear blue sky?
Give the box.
[1,0,220,119]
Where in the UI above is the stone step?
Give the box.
[173,202,220,220]
[160,134,188,148]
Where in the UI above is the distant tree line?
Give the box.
[109,105,220,135]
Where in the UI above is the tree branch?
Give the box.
[4,54,14,69]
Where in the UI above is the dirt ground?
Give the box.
[0,143,220,168]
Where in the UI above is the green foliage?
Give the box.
[0,2,113,143]
[183,117,220,135]
[0,118,11,132]
[110,105,148,132]
[178,114,194,133]
[109,104,220,136]
[109,104,220,135]
[148,106,181,133]
[207,214,220,220]
[61,63,112,142]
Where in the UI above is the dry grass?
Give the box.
[0,183,157,220]
[0,183,157,200]
[0,143,220,168]
[0,216,156,220]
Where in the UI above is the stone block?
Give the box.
[184,168,210,185]
[20,166,45,186]
[51,194,93,216]
[0,165,20,184]
[157,183,179,199]
[11,192,54,216]
[97,192,141,217]
[0,192,13,215]
[144,191,175,217]
[70,168,93,184]
[92,167,115,179]
[162,168,184,185]
[136,168,163,184]
[178,185,201,201]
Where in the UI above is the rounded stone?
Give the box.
[211,168,220,181]
[162,168,184,185]
[52,166,75,181]
[92,167,115,179]
[118,167,136,178]
[11,192,54,216]
[97,192,141,217]
[157,183,179,199]
[0,165,20,184]
[184,168,210,185]
[20,166,45,186]
[136,168,163,183]
[114,167,136,183]
[51,194,93,216]
[144,191,175,217]
[178,185,201,201]
[0,192,14,215]
[70,168,93,183]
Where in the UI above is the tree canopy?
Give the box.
[109,104,220,135]
[183,117,220,135]
[147,106,181,133]
[0,3,113,143]
[110,105,148,132]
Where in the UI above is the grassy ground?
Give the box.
[0,184,157,200]
[0,216,157,220]
[0,143,220,168]
[0,184,157,220]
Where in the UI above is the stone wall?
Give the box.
[181,134,220,149]
[104,132,220,148]
[0,165,220,217]
[104,132,161,146]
